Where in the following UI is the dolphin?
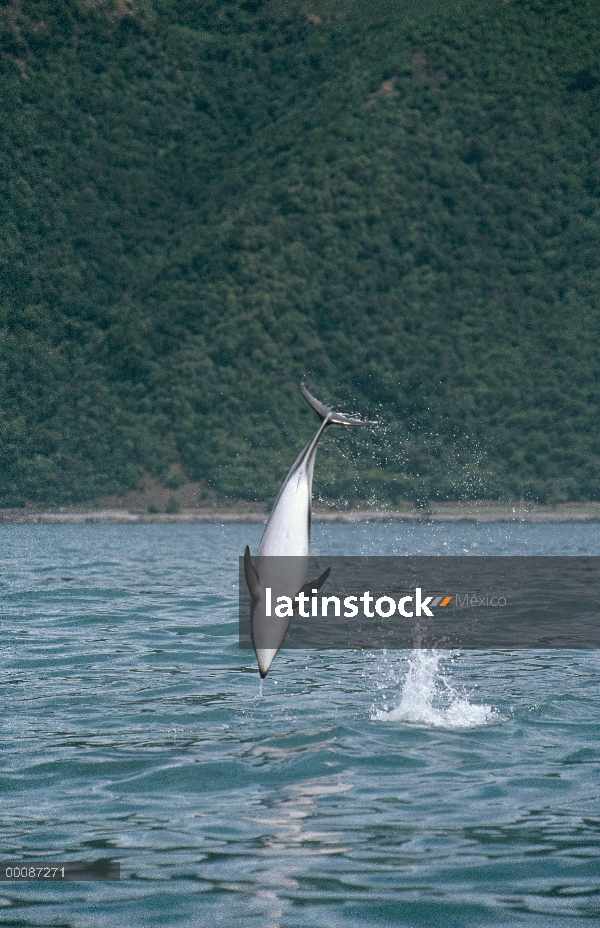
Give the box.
[244,384,377,678]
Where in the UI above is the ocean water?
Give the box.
[1,522,599,927]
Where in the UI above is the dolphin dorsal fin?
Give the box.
[244,546,261,603]
[300,384,378,427]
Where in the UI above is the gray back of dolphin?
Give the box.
[245,385,377,678]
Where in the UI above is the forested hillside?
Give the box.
[1,0,600,506]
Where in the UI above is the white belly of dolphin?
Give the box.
[258,470,310,558]
[253,473,311,678]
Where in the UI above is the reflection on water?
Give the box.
[248,777,353,927]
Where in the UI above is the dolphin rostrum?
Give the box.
[244,384,377,678]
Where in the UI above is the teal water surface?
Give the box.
[1,523,599,926]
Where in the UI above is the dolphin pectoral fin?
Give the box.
[301,384,379,428]
[297,566,331,598]
[310,566,331,591]
[244,546,261,603]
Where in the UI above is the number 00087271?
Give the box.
[4,867,65,879]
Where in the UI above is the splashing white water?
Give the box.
[372,651,498,729]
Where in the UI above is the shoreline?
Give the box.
[2,504,600,524]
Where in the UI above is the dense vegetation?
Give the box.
[1,0,600,507]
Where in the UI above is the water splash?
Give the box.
[372,651,499,729]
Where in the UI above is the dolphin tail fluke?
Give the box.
[300,384,378,428]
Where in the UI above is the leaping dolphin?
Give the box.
[244,384,377,678]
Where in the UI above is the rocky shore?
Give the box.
[2,504,600,524]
